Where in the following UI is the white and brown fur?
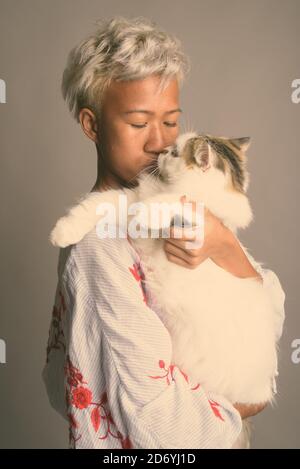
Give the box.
[50,132,279,448]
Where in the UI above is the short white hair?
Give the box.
[62,16,191,122]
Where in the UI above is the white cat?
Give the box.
[50,132,279,448]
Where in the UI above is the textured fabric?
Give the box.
[42,227,285,449]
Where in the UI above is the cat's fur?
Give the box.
[50,132,279,448]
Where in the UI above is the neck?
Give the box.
[90,165,139,193]
[90,174,120,193]
[90,147,123,192]
[91,146,139,193]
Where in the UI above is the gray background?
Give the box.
[0,0,299,448]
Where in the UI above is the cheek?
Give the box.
[115,127,143,155]
[113,150,145,180]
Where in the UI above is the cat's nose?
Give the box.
[171,148,179,157]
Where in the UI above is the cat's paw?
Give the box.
[49,217,82,247]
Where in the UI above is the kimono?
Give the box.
[42,227,285,449]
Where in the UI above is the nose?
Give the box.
[144,125,177,157]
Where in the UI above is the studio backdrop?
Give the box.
[0,0,299,449]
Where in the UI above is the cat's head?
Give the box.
[157,131,251,194]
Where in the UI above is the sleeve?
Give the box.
[42,246,76,424]
[42,277,69,423]
[79,233,242,449]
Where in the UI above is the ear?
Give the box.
[79,108,99,144]
[230,137,251,152]
[194,140,215,172]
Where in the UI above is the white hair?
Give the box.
[61,16,191,122]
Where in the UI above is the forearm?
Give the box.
[211,227,263,282]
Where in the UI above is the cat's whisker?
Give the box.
[147,164,160,177]
[127,165,153,185]
[128,158,160,184]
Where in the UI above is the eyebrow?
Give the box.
[123,108,183,115]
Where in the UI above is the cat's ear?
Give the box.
[194,140,216,172]
[230,137,251,152]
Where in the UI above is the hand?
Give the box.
[163,195,263,280]
[163,195,232,270]
[233,401,268,419]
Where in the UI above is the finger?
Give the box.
[180,197,205,227]
[169,225,197,241]
[165,252,195,269]
[165,238,197,255]
[164,240,201,263]
[165,235,203,256]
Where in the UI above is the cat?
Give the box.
[50,131,279,448]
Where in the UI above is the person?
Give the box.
[42,16,285,449]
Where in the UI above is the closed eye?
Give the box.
[130,122,178,128]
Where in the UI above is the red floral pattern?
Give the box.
[148,360,225,422]
[46,290,66,363]
[208,399,225,422]
[129,262,147,304]
[148,359,200,390]
[72,387,92,409]
[64,355,133,449]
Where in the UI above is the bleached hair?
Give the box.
[61,16,191,122]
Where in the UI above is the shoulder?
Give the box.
[74,227,139,266]
[58,227,140,289]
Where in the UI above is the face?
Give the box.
[158,132,251,193]
[157,131,197,183]
[94,74,182,188]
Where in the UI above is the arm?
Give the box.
[164,202,263,280]
[210,227,264,280]
[63,230,242,449]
